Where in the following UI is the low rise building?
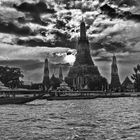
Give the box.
[121,77,134,92]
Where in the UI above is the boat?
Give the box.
[0,90,45,105]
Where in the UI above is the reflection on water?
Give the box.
[0,98,140,140]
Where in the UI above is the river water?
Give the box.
[0,98,140,140]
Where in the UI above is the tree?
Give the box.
[0,66,24,88]
[101,77,108,91]
[131,64,140,92]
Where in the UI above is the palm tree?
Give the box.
[131,64,140,92]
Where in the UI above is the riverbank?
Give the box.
[43,92,140,101]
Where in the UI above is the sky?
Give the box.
[0,0,140,84]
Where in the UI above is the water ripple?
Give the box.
[0,98,140,139]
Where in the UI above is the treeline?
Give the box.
[131,64,140,92]
[0,66,23,89]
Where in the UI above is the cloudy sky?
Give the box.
[0,0,140,84]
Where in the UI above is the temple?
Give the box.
[65,19,102,90]
[110,55,121,91]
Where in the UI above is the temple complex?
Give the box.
[65,19,102,90]
[110,55,121,91]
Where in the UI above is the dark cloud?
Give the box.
[13,1,55,26]
[100,3,140,22]
[16,38,52,47]
[95,56,111,62]
[99,0,137,7]
[67,51,72,55]
[29,14,48,26]
[50,30,76,48]
[16,30,76,48]
[13,1,55,14]
[91,41,127,53]
[0,21,34,36]
[55,20,67,29]
[125,12,140,22]
[0,59,43,71]
[16,37,71,48]
[104,41,127,52]
[90,42,104,50]
[100,4,117,18]
[108,0,137,7]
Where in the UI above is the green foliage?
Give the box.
[131,64,140,92]
[0,66,24,89]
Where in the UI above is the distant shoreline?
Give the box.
[43,92,140,100]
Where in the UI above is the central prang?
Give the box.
[65,19,106,90]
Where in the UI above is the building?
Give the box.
[121,76,134,92]
[65,19,102,90]
[57,81,71,91]
[42,58,50,90]
[110,55,121,91]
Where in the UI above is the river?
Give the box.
[0,98,140,140]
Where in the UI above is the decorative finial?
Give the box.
[80,16,86,40]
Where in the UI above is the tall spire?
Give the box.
[80,17,86,40]
[59,65,63,82]
[66,17,102,90]
[112,54,117,65]
[43,58,50,90]
[73,17,94,66]
[110,54,121,91]
[111,54,118,74]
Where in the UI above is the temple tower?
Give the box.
[74,19,94,66]
[59,65,63,82]
[42,58,50,90]
[80,18,86,40]
[66,19,101,90]
[110,55,121,91]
